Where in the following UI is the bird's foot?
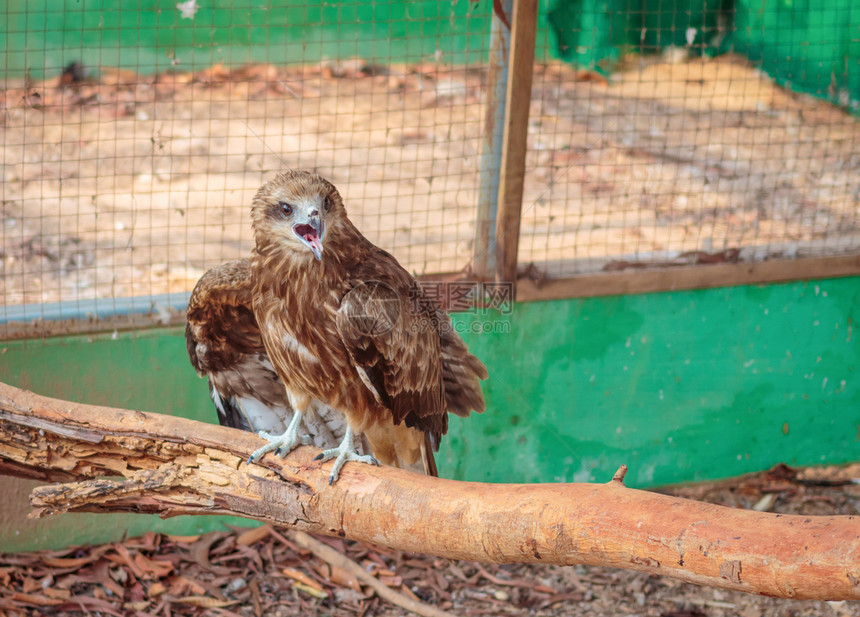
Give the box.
[247,427,312,464]
[313,443,379,485]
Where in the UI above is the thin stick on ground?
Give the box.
[290,530,458,617]
[0,381,859,601]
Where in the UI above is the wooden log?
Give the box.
[0,381,858,601]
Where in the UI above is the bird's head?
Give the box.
[251,170,345,261]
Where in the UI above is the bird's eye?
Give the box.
[279,201,293,216]
[323,195,332,212]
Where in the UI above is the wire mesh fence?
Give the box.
[1,1,494,313]
[1,1,859,330]
[521,1,860,277]
[521,55,860,278]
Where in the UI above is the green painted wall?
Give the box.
[1,0,541,79]
[446,278,860,485]
[1,276,859,552]
[0,327,258,553]
[730,0,860,111]
[546,0,860,108]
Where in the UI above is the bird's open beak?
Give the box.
[293,216,325,261]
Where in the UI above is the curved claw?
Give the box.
[246,413,311,465]
[313,445,378,484]
[277,434,312,456]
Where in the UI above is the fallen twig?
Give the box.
[290,530,458,617]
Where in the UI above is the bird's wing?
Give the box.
[334,248,488,476]
[334,274,451,477]
[186,260,291,431]
[185,259,266,378]
[335,263,447,441]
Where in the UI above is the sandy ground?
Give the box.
[1,55,859,306]
[1,462,858,616]
[522,55,860,276]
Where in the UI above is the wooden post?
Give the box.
[473,0,513,279]
[495,0,538,286]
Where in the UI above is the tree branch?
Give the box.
[0,381,858,601]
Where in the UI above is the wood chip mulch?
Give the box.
[1,462,859,617]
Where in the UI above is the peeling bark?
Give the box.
[0,382,858,600]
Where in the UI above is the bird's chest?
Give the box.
[258,284,353,387]
[265,292,339,362]
[254,267,379,420]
